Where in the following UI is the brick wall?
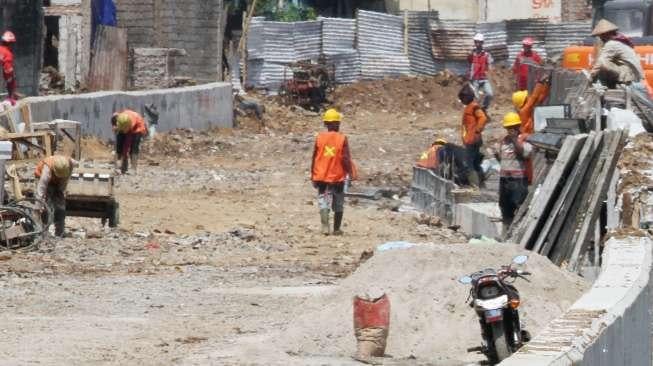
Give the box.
[562,0,591,21]
[0,0,43,96]
[116,0,222,84]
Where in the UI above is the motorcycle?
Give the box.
[458,255,531,363]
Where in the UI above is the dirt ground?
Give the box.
[0,69,586,365]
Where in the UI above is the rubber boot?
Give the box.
[320,209,330,235]
[333,212,344,236]
[54,209,66,237]
[121,156,129,174]
[131,155,138,174]
[467,170,480,188]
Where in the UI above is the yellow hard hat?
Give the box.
[512,90,528,109]
[116,112,132,133]
[503,112,522,128]
[323,108,342,123]
[51,155,72,178]
[434,138,447,145]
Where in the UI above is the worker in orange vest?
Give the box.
[0,31,17,103]
[311,108,354,236]
[495,113,533,236]
[512,37,542,91]
[416,138,447,170]
[35,155,76,237]
[111,109,147,174]
[511,74,550,184]
[459,84,488,188]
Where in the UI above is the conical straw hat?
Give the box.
[592,19,619,36]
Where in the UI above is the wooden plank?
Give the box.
[517,134,587,249]
[534,132,602,256]
[566,130,626,272]
[19,104,32,132]
[88,25,128,91]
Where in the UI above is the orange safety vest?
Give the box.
[312,131,347,183]
[121,109,147,135]
[416,145,440,169]
[35,156,64,184]
[461,101,487,146]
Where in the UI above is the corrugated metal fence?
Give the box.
[244,11,590,91]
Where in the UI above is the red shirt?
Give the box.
[513,50,542,91]
[0,45,16,93]
[468,49,493,80]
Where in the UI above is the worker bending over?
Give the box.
[35,155,76,237]
[111,109,147,174]
[416,138,447,170]
[459,84,488,188]
[496,113,533,237]
[311,108,354,236]
[0,31,17,102]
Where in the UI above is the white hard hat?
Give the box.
[473,33,485,42]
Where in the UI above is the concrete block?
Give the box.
[24,83,233,140]
[454,202,502,239]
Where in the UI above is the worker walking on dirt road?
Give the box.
[459,84,488,188]
[311,108,354,236]
[111,109,147,174]
[0,30,17,103]
[512,37,542,91]
[468,33,494,111]
[495,113,533,237]
[35,155,76,237]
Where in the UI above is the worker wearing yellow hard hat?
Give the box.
[511,73,551,136]
[416,138,448,170]
[111,109,148,174]
[496,113,533,238]
[34,155,77,237]
[311,108,356,235]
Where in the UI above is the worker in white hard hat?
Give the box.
[467,33,494,111]
[0,30,17,102]
[35,155,78,237]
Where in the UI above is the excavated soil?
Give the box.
[0,70,590,365]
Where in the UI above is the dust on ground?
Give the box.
[0,69,587,365]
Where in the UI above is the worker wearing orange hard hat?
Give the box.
[311,108,356,236]
[512,37,542,91]
[495,113,532,236]
[0,30,17,102]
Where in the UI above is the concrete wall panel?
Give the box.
[24,82,233,140]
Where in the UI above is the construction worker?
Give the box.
[590,19,645,90]
[35,155,76,237]
[416,138,447,170]
[495,113,533,236]
[0,31,17,102]
[111,109,147,174]
[311,108,354,236]
[459,84,488,187]
[512,37,542,91]
[467,33,494,111]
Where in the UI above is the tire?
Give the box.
[108,202,120,228]
[491,322,512,363]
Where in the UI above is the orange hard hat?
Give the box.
[1,31,16,43]
[522,37,534,46]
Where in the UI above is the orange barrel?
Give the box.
[635,45,653,70]
[562,46,593,70]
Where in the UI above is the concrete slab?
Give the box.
[24,83,234,140]
[454,202,502,239]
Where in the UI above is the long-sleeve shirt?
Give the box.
[592,39,644,84]
[461,101,487,146]
[519,81,550,135]
[36,165,69,200]
[0,45,16,94]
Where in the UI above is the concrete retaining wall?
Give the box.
[500,235,653,366]
[24,82,233,140]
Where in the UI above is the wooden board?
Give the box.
[566,130,626,272]
[534,132,602,256]
[88,25,128,91]
[517,134,587,250]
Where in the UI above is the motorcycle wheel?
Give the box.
[491,322,512,363]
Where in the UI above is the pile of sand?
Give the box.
[277,243,589,364]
